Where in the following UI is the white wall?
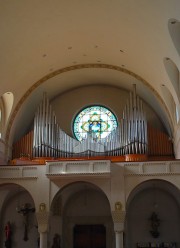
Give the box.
[51,85,166,137]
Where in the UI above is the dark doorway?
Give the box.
[74,224,106,248]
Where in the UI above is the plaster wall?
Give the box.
[51,85,166,137]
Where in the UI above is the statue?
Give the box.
[5,222,12,248]
[149,212,160,238]
[17,203,35,241]
[52,234,61,248]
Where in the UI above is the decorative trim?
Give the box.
[125,172,180,177]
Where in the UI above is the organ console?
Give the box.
[12,85,174,164]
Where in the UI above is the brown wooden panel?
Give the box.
[12,130,33,159]
[148,125,174,157]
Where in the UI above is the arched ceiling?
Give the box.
[0,0,180,143]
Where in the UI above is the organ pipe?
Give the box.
[12,85,174,160]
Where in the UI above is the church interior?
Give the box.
[0,1,180,248]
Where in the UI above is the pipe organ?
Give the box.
[12,85,174,162]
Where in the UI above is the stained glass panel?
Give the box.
[73,105,118,141]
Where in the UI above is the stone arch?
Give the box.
[125,179,180,248]
[50,181,114,248]
[0,183,37,248]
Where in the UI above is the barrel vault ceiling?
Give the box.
[0,0,180,143]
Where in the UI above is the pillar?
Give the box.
[39,232,47,248]
[114,227,124,248]
[112,202,126,248]
[36,204,49,248]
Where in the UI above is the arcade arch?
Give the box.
[125,179,180,248]
[50,181,114,248]
[0,183,37,248]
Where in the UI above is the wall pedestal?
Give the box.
[112,209,126,248]
[36,210,49,248]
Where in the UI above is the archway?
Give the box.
[50,181,114,248]
[0,183,38,248]
[125,179,180,248]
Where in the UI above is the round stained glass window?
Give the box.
[73,105,118,141]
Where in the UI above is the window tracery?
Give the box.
[73,105,118,141]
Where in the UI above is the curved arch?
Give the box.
[5,64,172,148]
[0,182,36,205]
[126,179,180,247]
[161,84,176,125]
[163,57,180,124]
[126,179,180,208]
[168,18,180,57]
[50,181,113,248]
[163,57,179,96]
[0,92,14,139]
[51,180,111,211]
[0,183,37,247]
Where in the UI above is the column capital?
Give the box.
[36,211,49,233]
[111,210,126,223]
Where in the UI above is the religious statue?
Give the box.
[149,212,160,238]
[51,234,61,248]
[5,221,12,248]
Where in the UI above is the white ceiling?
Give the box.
[0,0,180,143]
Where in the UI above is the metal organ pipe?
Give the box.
[32,86,148,159]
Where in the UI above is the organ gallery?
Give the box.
[12,85,174,164]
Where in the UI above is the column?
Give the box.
[115,228,124,248]
[39,232,47,248]
[36,203,49,248]
[112,202,126,248]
